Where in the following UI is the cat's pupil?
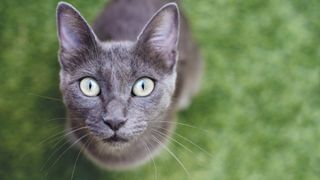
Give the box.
[89,82,92,89]
[141,81,145,90]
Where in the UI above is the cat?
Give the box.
[56,0,202,170]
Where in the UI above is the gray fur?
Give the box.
[56,0,202,170]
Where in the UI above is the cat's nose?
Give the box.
[103,118,127,131]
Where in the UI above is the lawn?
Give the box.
[0,0,319,179]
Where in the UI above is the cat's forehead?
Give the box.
[100,41,134,68]
[97,41,162,79]
[64,41,164,82]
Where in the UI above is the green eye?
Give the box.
[80,77,100,97]
[132,78,155,97]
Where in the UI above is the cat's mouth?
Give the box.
[102,134,128,144]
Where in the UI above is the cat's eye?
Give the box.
[80,77,100,97]
[132,78,155,97]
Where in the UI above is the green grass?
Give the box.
[1,0,320,179]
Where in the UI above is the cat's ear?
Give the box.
[56,2,97,51]
[137,3,180,69]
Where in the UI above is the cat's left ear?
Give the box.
[137,3,180,69]
[56,2,97,51]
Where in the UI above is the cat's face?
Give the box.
[60,42,177,147]
[57,3,179,149]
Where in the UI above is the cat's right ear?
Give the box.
[56,2,97,51]
[136,3,180,70]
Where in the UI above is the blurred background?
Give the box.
[0,0,320,179]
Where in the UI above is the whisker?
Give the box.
[18,125,66,163]
[40,127,86,146]
[40,127,87,172]
[41,138,70,173]
[151,129,193,154]
[151,120,211,134]
[47,134,89,171]
[46,117,68,122]
[173,131,214,158]
[152,135,190,177]
[142,140,157,180]
[46,117,84,122]
[70,143,86,180]
[156,126,214,158]
[41,138,70,172]
[23,126,85,167]
[29,93,63,103]
[71,137,93,180]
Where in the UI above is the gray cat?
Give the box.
[56,0,202,170]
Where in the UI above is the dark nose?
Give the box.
[103,118,127,131]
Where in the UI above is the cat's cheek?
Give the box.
[79,98,100,108]
[67,89,101,109]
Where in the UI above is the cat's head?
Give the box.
[56,2,179,150]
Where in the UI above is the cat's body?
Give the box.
[57,0,202,170]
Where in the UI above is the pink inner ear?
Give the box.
[147,11,178,53]
[58,5,96,51]
[135,5,179,69]
[59,18,84,50]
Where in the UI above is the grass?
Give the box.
[0,0,319,179]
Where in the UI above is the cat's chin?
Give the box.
[100,141,129,151]
[102,134,129,144]
[99,135,131,150]
[83,137,162,170]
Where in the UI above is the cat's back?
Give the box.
[93,0,175,41]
